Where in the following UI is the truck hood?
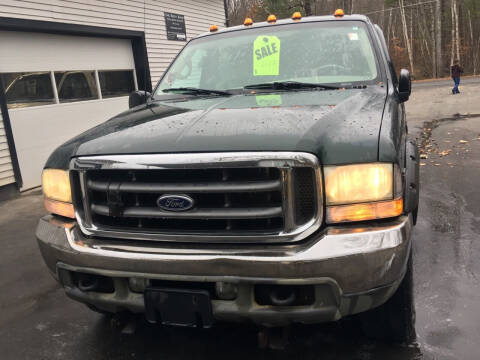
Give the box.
[46,86,387,169]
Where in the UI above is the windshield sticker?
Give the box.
[255,94,282,107]
[348,33,359,41]
[253,36,281,76]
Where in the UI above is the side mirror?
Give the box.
[398,69,411,102]
[129,91,151,109]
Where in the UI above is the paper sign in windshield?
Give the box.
[253,36,281,76]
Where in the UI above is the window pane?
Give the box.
[99,70,135,98]
[55,71,98,103]
[163,50,206,89]
[2,72,55,109]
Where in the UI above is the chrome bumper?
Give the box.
[36,215,412,326]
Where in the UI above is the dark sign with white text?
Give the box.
[164,12,186,41]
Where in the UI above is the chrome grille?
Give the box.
[71,152,322,244]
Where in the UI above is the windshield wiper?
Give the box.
[244,81,341,91]
[162,87,232,96]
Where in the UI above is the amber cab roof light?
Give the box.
[267,14,277,23]
[209,24,219,32]
[334,9,345,17]
[244,17,253,26]
[292,12,302,20]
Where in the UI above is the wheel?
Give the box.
[359,248,416,343]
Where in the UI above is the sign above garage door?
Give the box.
[164,12,187,41]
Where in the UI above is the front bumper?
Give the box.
[36,215,412,326]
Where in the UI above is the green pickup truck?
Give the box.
[37,11,419,344]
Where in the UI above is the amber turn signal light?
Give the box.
[209,24,219,32]
[334,9,345,17]
[267,14,277,23]
[244,17,253,26]
[326,198,403,224]
[44,198,76,219]
[292,12,302,20]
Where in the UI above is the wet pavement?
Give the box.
[1,79,480,359]
[413,114,480,359]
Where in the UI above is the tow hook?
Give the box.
[269,287,296,306]
[78,278,99,292]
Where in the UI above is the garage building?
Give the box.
[0,0,227,193]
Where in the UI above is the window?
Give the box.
[55,71,98,103]
[2,72,55,109]
[157,21,380,94]
[98,70,135,98]
[1,69,137,108]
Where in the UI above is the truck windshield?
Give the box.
[156,21,380,95]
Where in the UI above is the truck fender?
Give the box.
[404,139,419,224]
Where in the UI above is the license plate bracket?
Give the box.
[144,288,214,328]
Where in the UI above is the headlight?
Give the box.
[42,169,75,218]
[325,163,393,205]
[324,163,402,223]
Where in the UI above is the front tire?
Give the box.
[360,248,416,343]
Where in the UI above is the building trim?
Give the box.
[0,16,152,188]
[0,16,144,39]
[0,76,22,188]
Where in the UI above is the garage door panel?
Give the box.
[0,31,134,72]
[9,97,129,190]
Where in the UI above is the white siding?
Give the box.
[0,0,226,85]
[0,114,15,187]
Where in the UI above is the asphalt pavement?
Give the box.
[412,76,480,89]
[1,78,480,359]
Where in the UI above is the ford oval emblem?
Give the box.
[157,194,194,212]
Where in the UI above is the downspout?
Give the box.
[223,0,229,27]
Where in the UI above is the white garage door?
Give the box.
[0,31,138,190]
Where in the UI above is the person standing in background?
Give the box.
[451,60,464,94]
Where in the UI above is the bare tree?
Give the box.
[453,0,460,63]
[435,0,443,76]
[399,0,414,75]
[430,4,437,77]
[450,0,455,66]
[226,0,480,79]
[468,9,478,74]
